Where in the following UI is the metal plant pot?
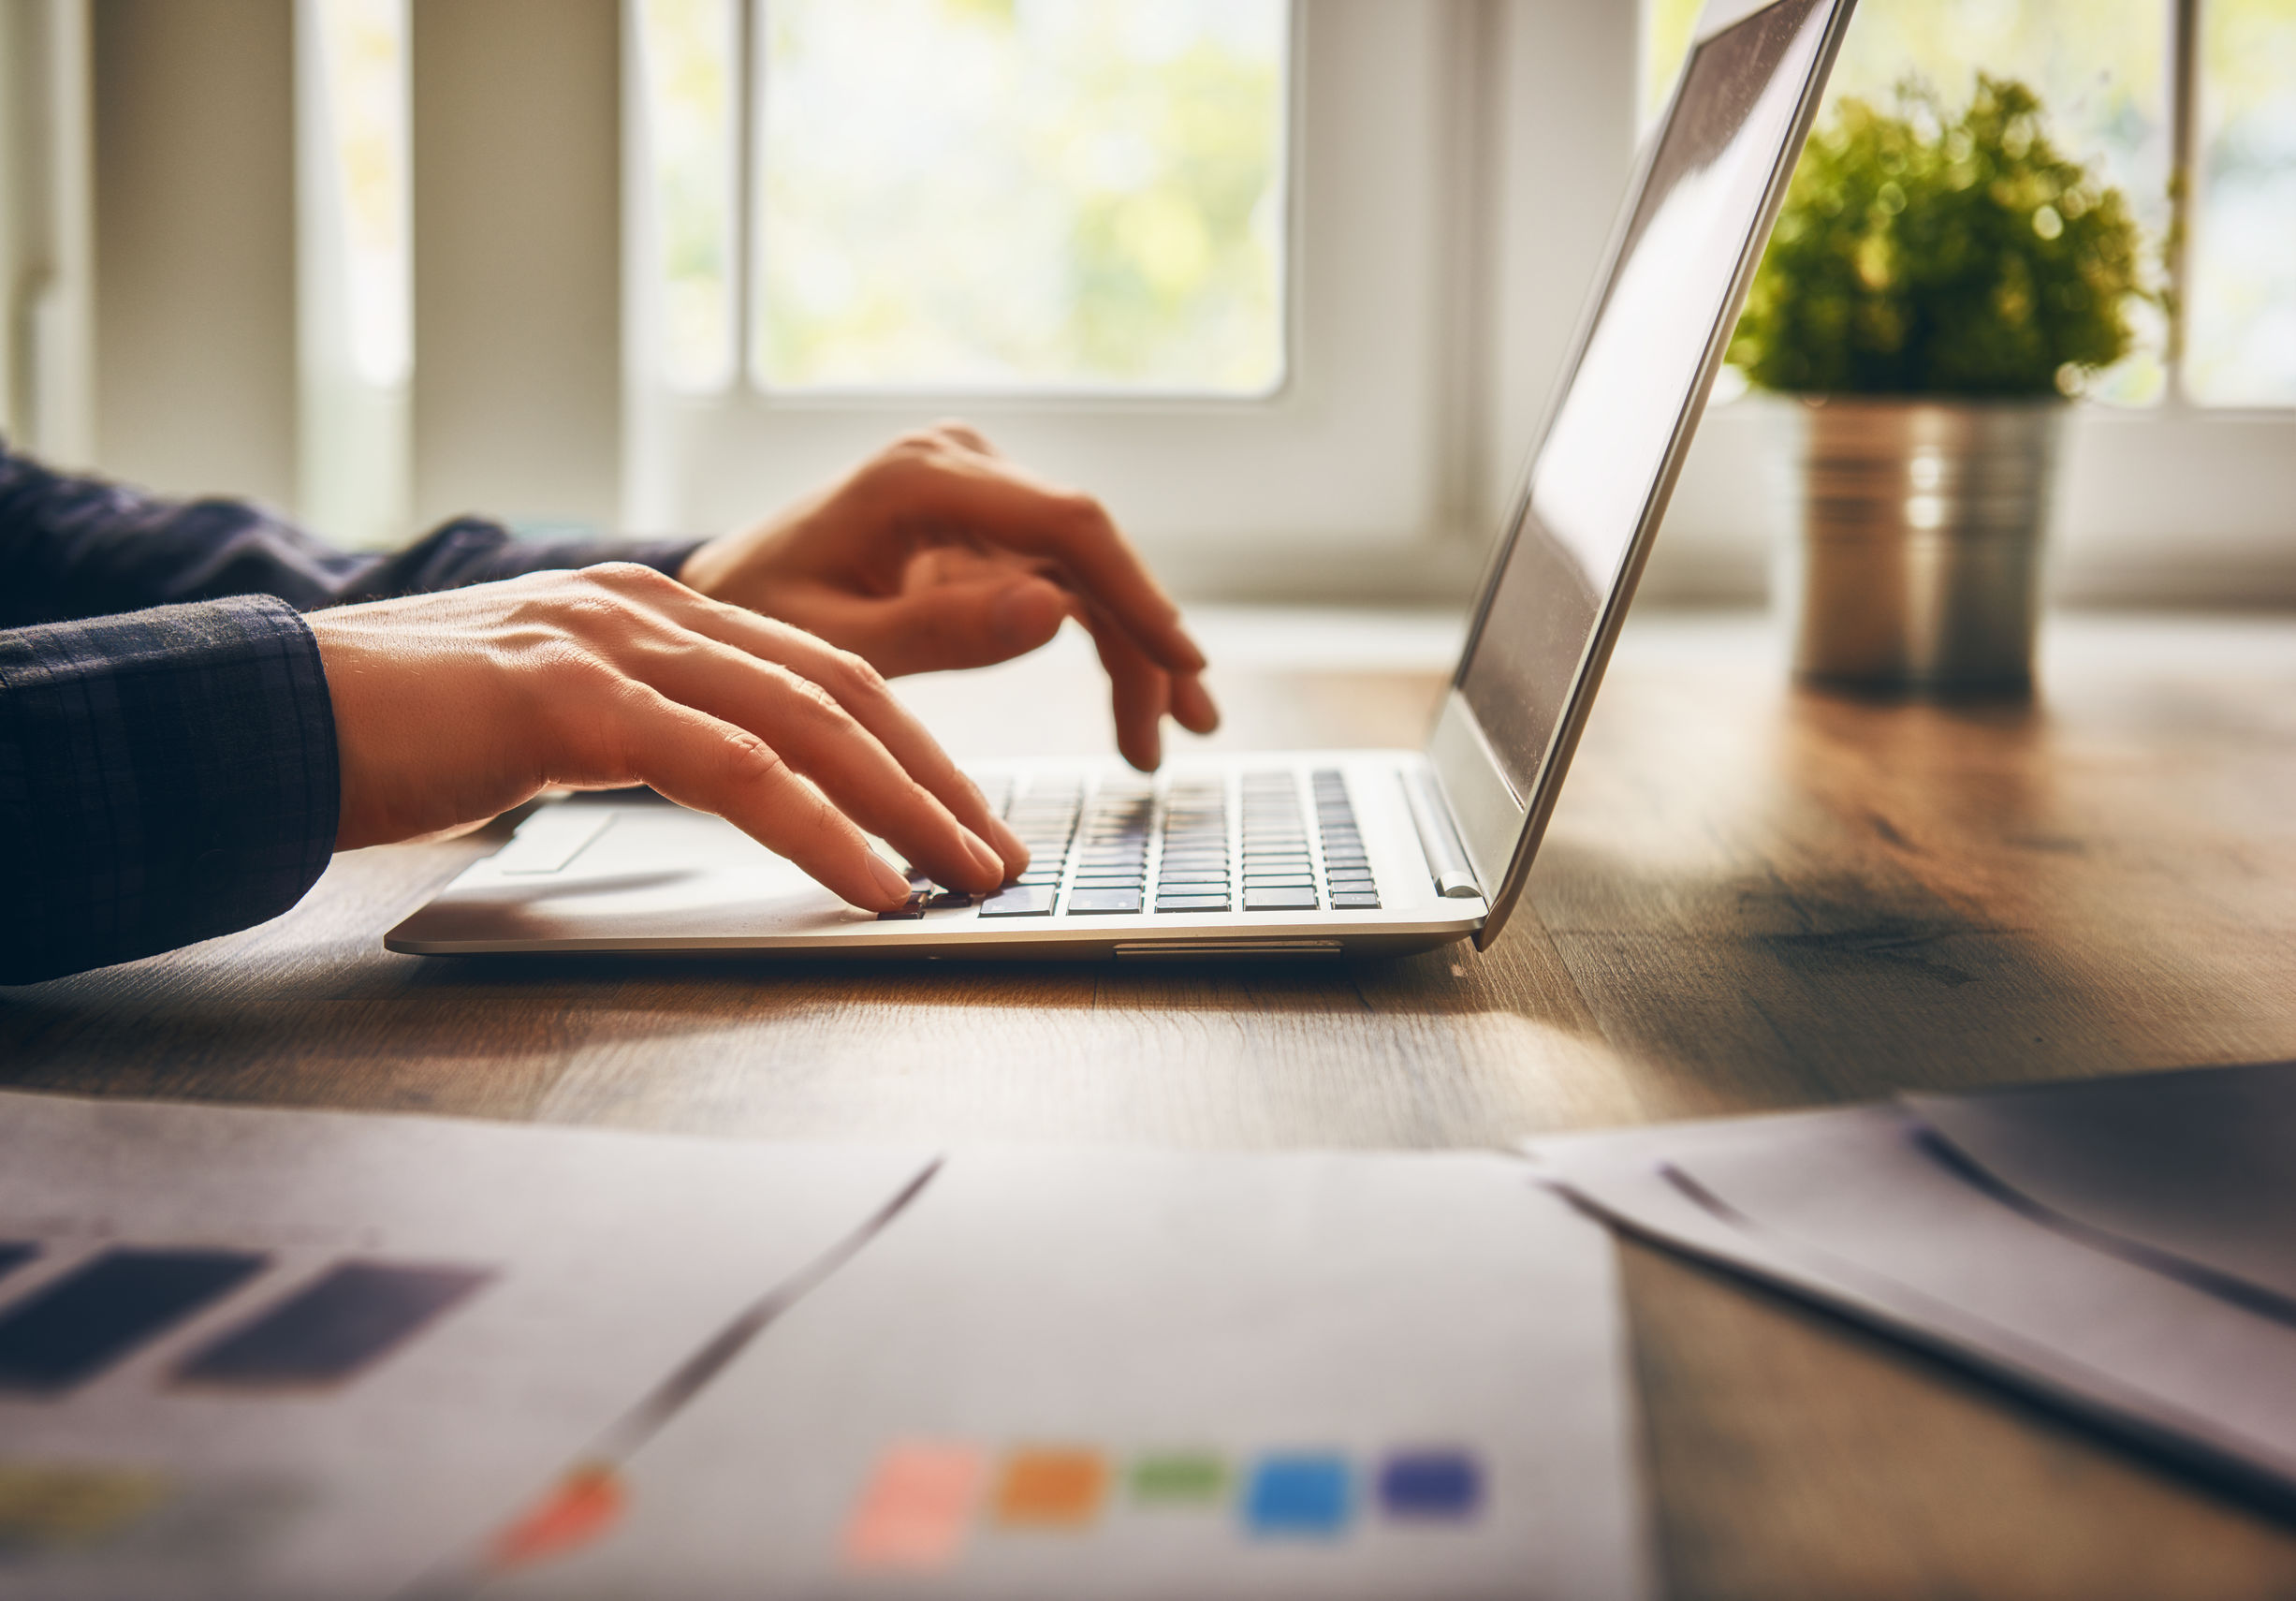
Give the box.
[1775,397,2065,694]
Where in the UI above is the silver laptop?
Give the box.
[389,0,1855,964]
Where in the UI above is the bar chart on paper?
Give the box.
[0,1095,1648,1601]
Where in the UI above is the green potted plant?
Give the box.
[1729,75,2152,692]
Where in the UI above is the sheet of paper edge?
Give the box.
[1524,1110,2296,1519]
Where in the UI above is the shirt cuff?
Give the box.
[0,595,338,982]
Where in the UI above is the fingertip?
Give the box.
[865,852,914,908]
[1167,624,1209,675]
[957,826,1007,891]
[1120,725,1163,772]
[987,817,1031,875]
[1172,674,1221,735]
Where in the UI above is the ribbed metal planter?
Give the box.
[1774,398,2065,694]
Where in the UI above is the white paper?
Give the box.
[0,1091,936,1601]
[1528,1104,2296,1505]
[0,1094,1649,1600]
[484,1149,1649,1601]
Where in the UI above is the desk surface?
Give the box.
[8,608,2296,1598]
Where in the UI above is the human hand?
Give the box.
[676,422,1220,771]
[306,564,1028,911]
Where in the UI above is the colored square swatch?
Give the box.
[992,1447,1108,1528]
[1130,1452,1228,1506]
[841,1443,985,1572]
[1244,1453,1353,1538]
[0,1462,171,1552]
[1378,1449,1484,1520]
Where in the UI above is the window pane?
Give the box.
[2188,0,2296,405]
[1644,0,2172,404]
[311,0,409,389]
[637,0,739,392]
[1642,0,1707,128]
[753,0,1289,394]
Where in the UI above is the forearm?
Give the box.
[0,598,340,983]
[0,442,697,626]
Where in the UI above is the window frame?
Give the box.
[620,0,1621,597]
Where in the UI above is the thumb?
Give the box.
[829,575,1072,677]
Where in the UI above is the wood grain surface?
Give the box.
[7,607,2296,1597]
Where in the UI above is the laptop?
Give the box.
[388,0,1856,964]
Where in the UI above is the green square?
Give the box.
[1129,1453,1229,1507]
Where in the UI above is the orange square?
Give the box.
[841,1442,985,1572]
[992,1447,1109,1529]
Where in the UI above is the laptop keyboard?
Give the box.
[884,769,1382,919]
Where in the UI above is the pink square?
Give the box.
[841,1442,986,1571]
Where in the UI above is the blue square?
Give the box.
[1244,1453,1353,1537]
[1378,1449,1483,1520]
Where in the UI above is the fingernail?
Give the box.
[959,826,1005,884]
[991,818,1031,868]
[868,853,913,905]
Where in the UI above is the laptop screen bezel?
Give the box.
[1426,0,1858,950]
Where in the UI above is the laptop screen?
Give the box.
[1455,0,1835,804]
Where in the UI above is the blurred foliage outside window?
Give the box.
[312,0,410,390]
[639,0,1290,397]
[756,0,1287,393]
[638,0,739,392]
[2191,0,2296,404]
[1646,0,2296,407]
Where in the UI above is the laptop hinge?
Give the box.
[1425,691,1527,898]
[1403,768,1483,899]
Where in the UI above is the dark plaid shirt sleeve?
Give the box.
[0,444,700,982]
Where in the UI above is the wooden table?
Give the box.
[8,607,2296,1598]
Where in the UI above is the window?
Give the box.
[1643,0,2296,409]
[634,0,739,395]
[1636,0,2296,607]
[2190,0,2296,405]
[297,0,412,549]
[753,0,1288,395]
[624,2,1503,591]
[634,0,1288,399]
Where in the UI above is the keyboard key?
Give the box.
[1066,889,1143,915]
[877,892,929,920]
[1244,888,1320,912]
[1155,895,1232,913]
[980,887,1056,918]
[1331,892,1382,909]
[924,890,973,909]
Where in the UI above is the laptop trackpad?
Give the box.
[395,804,874,946]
